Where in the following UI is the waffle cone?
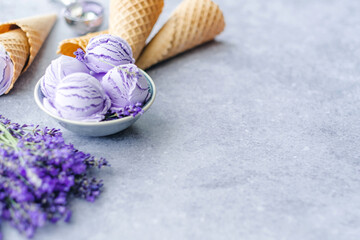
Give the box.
[0,14,57,72]
[137,0,225,69]
[57,30,108,57]
[109,0,164,60]
[0,29,30,94]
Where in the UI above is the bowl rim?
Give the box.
[34,69,156,126]
[63,0,104,23]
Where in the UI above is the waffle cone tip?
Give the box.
[0,14,57,94]
[136,0,225,69]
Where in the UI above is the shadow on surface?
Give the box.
[104,125,142,140]
[144,40,231,71]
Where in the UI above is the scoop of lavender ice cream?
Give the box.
[41,56,90,99]
[44,73,111,122]
[0,45,14,96]
[90,72,106,82]
[84,34,134,74]
[101,64,149,112]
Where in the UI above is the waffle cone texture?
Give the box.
[137,0,225,69]
[0,29,29,93]
[109,0,164,60]
[57,30,108,57]
[0,14,56,93]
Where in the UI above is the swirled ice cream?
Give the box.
[84,34,134,74]
[0,45,14,96]
[44,73,111,122]
[41,56,90,99]
[101,64,149,112]
[90,72,106,82]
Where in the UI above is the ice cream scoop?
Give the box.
[44,72,111,122]
[90,72,105,82]
[41,55,90,99]
[101,64,149,112]
[84,34,134,73]
[0,45,14,96]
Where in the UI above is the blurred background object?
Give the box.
[51,0,77,5]
[53,0,104,35]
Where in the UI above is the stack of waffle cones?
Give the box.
[0,14,57,94]
[57,0,225,70]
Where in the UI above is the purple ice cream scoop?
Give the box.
[84,34,134,74]
[44,73,111,122]
[41,56,90,99]
[101,64,149,112]
[0,45,14,96]
[90,72,106,82]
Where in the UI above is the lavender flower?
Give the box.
[104,102,144,121]
[0,116,108,239]
[73,48,85,62]
[116,103,144,118]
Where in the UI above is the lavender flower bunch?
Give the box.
[104,102,144,121]
[0,116,108,239]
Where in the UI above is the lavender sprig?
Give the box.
[104,103,144,121]
[0,116,108,239]
[73,48,85,62]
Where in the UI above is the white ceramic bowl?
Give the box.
[34,70,156,137]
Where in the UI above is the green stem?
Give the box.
[0,137,12,147]
[0,123,26,165]
[98,58,117,68]
[8,198,31,223]
[0,123,34,189]
[0,123,19,150]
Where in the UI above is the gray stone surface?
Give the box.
[1,0,360,239]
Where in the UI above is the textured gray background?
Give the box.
[1,0,360,239]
